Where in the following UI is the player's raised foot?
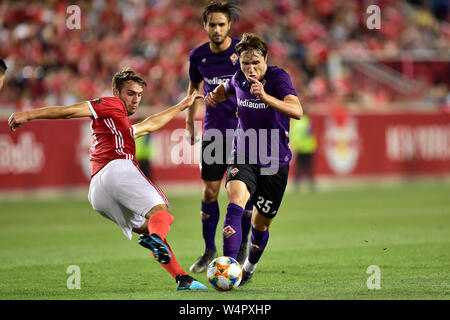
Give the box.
[176,274,208,290]
[189,248,217,273]
[138,233,171,264]
[239,269,254,287]
[236,242,248,266]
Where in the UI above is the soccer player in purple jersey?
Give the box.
[205,33,303,285]
[186,1,253,273]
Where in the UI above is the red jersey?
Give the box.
[87,97,138,177]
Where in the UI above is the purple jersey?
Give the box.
[225,66,298,168]
[189,38,241,135]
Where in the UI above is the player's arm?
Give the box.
[8,101,92,132]
[248,76,302,120]
[261,94,302,120]
[134,90,203,139]
[185,81,203,145]
[204,84,234,108]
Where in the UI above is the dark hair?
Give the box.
[112,68,147,91]
[202,1,240,24]
[0,59,7,75]
[235,33,268,58]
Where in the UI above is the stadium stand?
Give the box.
[0,0,448,115]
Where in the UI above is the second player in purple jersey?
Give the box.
[189,38,240,136]
[185,2,253,274]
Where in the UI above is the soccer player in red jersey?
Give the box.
[8,68,208,290]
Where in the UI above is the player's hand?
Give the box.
[8,112,29,132]
[180,90,203,110]
[185,121,199,145]
[248,76,267,100]
[204,91,218,108]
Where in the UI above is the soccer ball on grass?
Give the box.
[207,256,242,291]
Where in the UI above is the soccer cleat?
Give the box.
[189,248,217,273]
[176,274,208,290]
[236,242,248,266]
[239,269,254,286]
[138,233,171,264]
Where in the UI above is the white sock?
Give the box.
[243,258,257,273]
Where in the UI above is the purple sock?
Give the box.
[223,203,244,259]
[241,202,253,245]
[201,201,220,250]
[248,227,269,264]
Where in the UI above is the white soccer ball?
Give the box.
[207,256,242,291]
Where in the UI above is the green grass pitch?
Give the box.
[0,180,449,300]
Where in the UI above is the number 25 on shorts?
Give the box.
[256,196,273,214]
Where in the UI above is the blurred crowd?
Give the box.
[0,0,448,115]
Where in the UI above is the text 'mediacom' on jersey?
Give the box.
[237,98,268,109]
[203,77,230,86]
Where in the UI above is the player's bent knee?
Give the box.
[202,187,219,203]
[202,180,221,203]
[145,204,169,219]
[132,222,148,234]
[252,221,270,232]
[226,181,250,208]
[227,192,249,209]
[252,211,272,231]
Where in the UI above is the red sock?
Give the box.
[147,238,188,279]
[146,210,187,279]
[160,239,188,279]
[147,210,174,240]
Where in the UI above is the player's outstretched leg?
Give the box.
[160,239,207,290]
[138,209,174,263]
[138,209,208,290]
[176,274,208,291]
[142,238,208,290]
[139,233,171,264]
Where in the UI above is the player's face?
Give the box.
[240,50,268,82]
[0,74,5,90]
[204,12,231,46]
[114,80,144,115]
